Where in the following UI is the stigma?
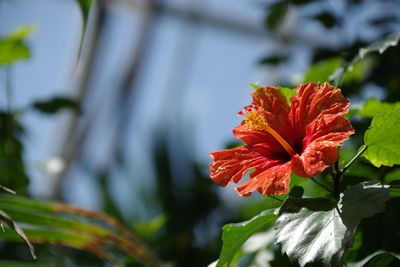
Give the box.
[238,106,297,156]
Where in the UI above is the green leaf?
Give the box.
[303,58,341,83]
[8,26,36,41]
[249,83,262,91]
[362,252,400,267]
[359,98,400,118]
[0,26,35,65]
[217,209,278,267]
[0,112,29,193]
[0,194,159,266]
[385,169,400,184]
[358,32,400,59]
[0,209,36,259]
[275,182,390,266]
[32,97,80,114]
[0,261,54,267]
[342,57,374,84]
[133,214,167,239]
[76,0,94,23]
[329,33,400,84]
[363,107,400,167]
[277,87,296,105]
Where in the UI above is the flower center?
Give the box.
[238,106,296,156]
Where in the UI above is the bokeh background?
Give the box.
[0,0,399,266]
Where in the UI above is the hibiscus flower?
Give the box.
[209,82,354,196]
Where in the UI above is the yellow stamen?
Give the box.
[244,111,296,156]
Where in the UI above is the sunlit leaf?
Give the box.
[133,214,167,239]
[275,182,390,266]
[0,26,35,65]
[216,209,277,267]
[8,26,36,41]
[359,98,400,118]
[363,107,400,167]
[277,87,296,105]
[249,83,262,91]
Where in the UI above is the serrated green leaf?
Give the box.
[275,182,390,267]
[277,87,296,105]
[216,209,277,267]
[359,98,400,118]
[363,107,400,167]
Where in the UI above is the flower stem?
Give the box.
[330,145,368,198]
[310,177,334,194]
[340,145,368,174]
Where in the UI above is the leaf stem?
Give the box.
[310,177,334,194]
[340,145,368,174]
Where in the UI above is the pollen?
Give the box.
[240,109,297,156]
[244,111,270,132]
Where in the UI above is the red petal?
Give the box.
[291,114,354,177]
[233,125,285,155]
[251,86,295,144]
[235,162,292,197]
[209,146,273,187]
[289,82,350,134]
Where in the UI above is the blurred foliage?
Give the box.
[31,97,80,115]
[0,194,159,266]
[0,112,29,193]
[0,26,34,65]
[1,0,400,266]
[0,23,156,267]
[75,0,94,24]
